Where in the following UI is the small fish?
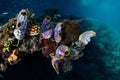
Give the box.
[0,12,8,18]
[2,12,8,15]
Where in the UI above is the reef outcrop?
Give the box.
[0,9,96,74]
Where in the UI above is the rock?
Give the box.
[60,21,81,45]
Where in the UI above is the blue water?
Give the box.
[0,0,120,32]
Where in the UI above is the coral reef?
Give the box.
[0,9,96,75]
[0,8,119,80]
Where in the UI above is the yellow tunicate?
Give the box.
[33,26,36,28]
[50,53,55,59]
[65,47,69,51]
[65,46,70,56]
[59,56,64,60]
[8,55,17,62]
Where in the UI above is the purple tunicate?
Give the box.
[42,30,52,39]
[14,9,28,40]
[41,17,51,33]
[55,45,69,59]
[16,10,28,29]
[55,54,61,59]
[54,22,62,43]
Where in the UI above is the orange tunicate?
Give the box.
[8,55,17,62]
[7,49,18,62]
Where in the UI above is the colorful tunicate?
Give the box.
[41,16,51,33]
[79,30,96,45]
[54,22,63,43]
[51,45,70,74]
[55,45,70,60]
[0,9,97,75]
[41,30,52,39]
[7,49,18,65]
[14,9,28,40]
[41,16,52,39]
[28,25,40,36]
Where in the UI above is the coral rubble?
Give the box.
[0,9,96,74]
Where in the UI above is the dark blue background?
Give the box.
[0,0,120,32]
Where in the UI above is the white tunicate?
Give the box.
[14,29,25,40]
[79,30,96,45]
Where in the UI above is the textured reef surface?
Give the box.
[0,8,120,80]
[0,9,96,74]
